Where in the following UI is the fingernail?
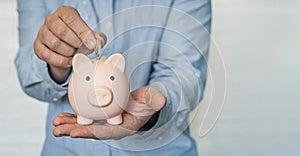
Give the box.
[153,93,166,109]
[54,129,62,137]
[85,38,96,49]
[158,95,166,105]
[54,120,59,125]
[53,118,60,126]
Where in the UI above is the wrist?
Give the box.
[48,64,71,84]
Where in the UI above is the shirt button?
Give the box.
[157,136,163,140]
[105,21,112,30]
[52,97,58,102]
[178,116,184,122]
[82,0,87,5]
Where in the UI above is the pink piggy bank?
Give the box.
[68,53,130,125]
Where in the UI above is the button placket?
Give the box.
[105,21,112,30]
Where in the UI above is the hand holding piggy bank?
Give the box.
[68,53,130,125]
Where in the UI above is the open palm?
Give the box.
[52,87,166,140]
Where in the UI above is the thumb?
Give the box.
[146,87,166,111]
[126,87,166,117]
[76,32,107,55]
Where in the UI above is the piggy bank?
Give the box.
[68,53,130,125]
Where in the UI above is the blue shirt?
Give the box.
[15,0,211,155]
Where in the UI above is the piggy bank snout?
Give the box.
[88,86,113,107]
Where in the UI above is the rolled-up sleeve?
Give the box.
[148,0,211,130]
[15,0,68,103]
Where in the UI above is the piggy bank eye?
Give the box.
[110,75,115,81]
[85,75,91,81]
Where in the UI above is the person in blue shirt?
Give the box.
[15,0,211,155]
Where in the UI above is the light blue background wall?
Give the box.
[0,0,299,155]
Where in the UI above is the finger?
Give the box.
[131,87,149,104]
[34,39,72,68]
[121,113,149,131]
[53,124,79,137]
[133,87,166,109]
[147,88,166,111]
[53,116,77,126]
[55,6,96,49]
[39,25,75,57]
[57,112,77,117]
[73,123,131,140]
[125,99,155,117]
[76,32,107,54]
[70,126,99,139]
[76,43,93,54]
[95,32,107,47]
[45,14,81,49]
[76,32,108,54]
[126,87,166,116]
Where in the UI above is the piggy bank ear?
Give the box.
[72,53,93,72]
[105,53,125,72]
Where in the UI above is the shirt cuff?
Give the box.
[33,55,70,102]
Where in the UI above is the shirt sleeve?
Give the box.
[148,0,211,131]
[14,0,69,103]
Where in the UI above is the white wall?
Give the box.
[191,0,300,155]
[0,1,47,155]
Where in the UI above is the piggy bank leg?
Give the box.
[77,115,93,125]
[107,115,122,125]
